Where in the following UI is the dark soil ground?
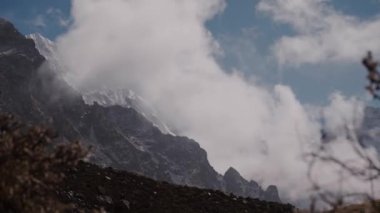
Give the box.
[58,161,294,213]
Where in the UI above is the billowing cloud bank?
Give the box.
[258,0,380,66]
[57,0,380,203]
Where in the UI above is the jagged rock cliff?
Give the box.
[224,167,280,202]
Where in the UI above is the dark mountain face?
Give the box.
[223,167,279,202]
[0,18,280,202]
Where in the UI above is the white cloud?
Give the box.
[46,8,71,27]
[56,0,380,204]
[31,15,47,28]
[308,94,380,206]
[29,8,71,31]
[257,0,380,66]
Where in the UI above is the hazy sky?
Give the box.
[2,0,380,105]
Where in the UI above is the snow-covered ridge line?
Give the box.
[83,88,175,135]
[26,33,55,59]
[28,33,175,135]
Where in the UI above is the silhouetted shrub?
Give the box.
[0,113,88,212]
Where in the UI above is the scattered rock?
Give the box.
[57,162,294,213]
[97,186,106,194]
[121,200,130,209]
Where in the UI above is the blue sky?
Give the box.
[212,0,380,105]
[0,0,71,38]
[1,0,380,105]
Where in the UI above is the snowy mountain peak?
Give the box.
[27,33,175,135]
[83,88,175,135]
[26,33,55,60]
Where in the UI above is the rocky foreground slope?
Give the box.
[58,161,294,213]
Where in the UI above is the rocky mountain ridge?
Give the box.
[0,18,280,202]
